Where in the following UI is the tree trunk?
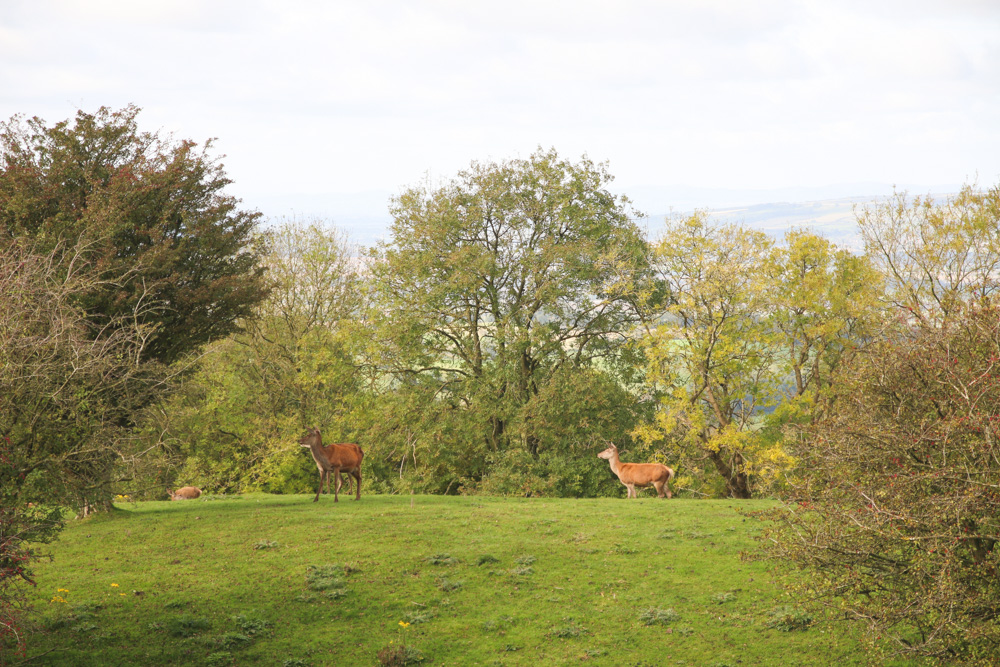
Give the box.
[707,447,752,499]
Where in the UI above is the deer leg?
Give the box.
[654,481,665,498]
[352,469,361,500]
[333,467,341,502]
[314,471,323,502]
[626,483,636,499]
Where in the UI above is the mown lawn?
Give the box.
[27,494,914,666]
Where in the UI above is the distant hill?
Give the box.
[724,198,876,249]
[250,188,957,251]
[630,183,959,251]
[641,196,875,250]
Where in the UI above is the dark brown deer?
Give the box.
[598,443,674,499]
[299,427,363,502]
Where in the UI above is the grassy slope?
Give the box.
[29,494,911,666]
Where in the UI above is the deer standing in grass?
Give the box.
[598,443,674,499]
[299,427,363,502]
[167,486,202,500]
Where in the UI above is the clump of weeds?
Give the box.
[610,544,638,555]
[305,564,347,594]
[482,615,515,633]
[436,577,463,592]
[233,613,271,637]
[403,610,434,625]
[765,605,813,631]
[639,608,680,626]
[551,619,588,638]
[424,553,458,566]
[377,644,425,665]
[162,614,212,637]
[212,632,252,650]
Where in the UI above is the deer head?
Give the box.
[299,427,321,448]
[597,442,618,460]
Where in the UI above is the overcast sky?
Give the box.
[2,0,998,238]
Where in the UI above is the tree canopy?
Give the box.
[366,148,653,491]
[0,105,269,364]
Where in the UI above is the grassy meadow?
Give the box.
[28,494,914,666]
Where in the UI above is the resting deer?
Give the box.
[299,427,363,502]
[598,443,674,499]
[167,486,202,500]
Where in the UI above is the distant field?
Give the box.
[28,495,915,666]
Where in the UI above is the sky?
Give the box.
[2,0,999,242]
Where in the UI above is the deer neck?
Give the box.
[606,452,623,477]
[306,439,332,469]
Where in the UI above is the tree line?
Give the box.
[1,106,998,663]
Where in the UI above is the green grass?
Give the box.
[28,494,913,666]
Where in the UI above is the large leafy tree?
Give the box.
[638,214,777,498]
[764,229,882,403]
[367,149,652,490]
[0,105,269,364]
[639,222,877,498]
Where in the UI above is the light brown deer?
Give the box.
[299,427,363,502]
[598,443,674,499]
[167,486,202,500]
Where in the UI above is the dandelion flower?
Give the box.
[399,621,410,629]
[57,588,69,593]
[111,583,119,588]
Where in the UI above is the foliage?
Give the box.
[763,229,882,402]
[759,303,1000,664]
[144,219,367,495]
[638,214,778,498]
[0,105,269,364]
[639,221,879,498]
[0,237,169,658]
[366,148,652,490]
[856,183,1000,324]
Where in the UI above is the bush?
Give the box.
[761,303,1000,664]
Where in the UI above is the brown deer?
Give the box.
[598,443,674,499]
[167,486,202,500]
[299,427,363,502]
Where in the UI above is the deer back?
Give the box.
[323,442,364,469]
[618,462,672,485]
[170,486,202,500]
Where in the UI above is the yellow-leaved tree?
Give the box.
[637,216,881,498]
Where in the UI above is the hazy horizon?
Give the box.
[2,0,996,245]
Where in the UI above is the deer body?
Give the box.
[168,486,202,500]
[598,444,673,499]
[299,427,363,502]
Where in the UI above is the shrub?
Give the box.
[760,303,1000,663]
